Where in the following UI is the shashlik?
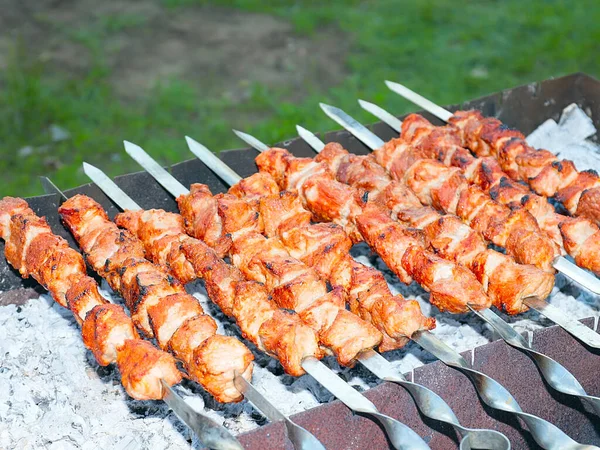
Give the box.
[58,194,254,403]
[312,142,555,315]
[447,110,600,225]
[171,172,435,352]
[390,113,600,277]
[113,206,323,376]
[254,148,491,314]
[0,197,182,400]
[115,196,385,366]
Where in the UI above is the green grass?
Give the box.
[1,0,600,196]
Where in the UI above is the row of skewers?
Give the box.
[2,82,600,449]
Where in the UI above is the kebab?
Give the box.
[79,165,434,450]
[0,197,248,450]
[318,103,600,349]
[307,137,554,315]
[120,137,593,450]
[180,133,596,449]
[369,101,600,279]
[388,81,600,225]
[384,82,600,282]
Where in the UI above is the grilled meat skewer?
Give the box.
[0,196,182,400]
[385,81,600,279]
[84,163,432,450]
[59,194,254,403]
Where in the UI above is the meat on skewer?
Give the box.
[174,174,434,352]
[0,197,181,400]
[254,148,491,314]
[396,113,600,278]
[114,204,385,366]
[59,194,253,403]
[114,207,323,376]
[447,110,600,225]
[311,142,554,315]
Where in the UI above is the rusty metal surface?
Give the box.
[1,72,599,449]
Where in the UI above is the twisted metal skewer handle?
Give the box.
[359,351,510,449]
[301,357,431,450]
[473,308,600,416]
[413,331,598,450]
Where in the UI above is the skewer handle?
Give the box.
[161,380,244,450]
[301,357,431,450]
[412,331,596,449]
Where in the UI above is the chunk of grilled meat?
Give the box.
[316,142,553,315]
[115,210,196,283]
[0,197,181,400]
[176,184,263,258]
[448,110,600,225]
[117,339,182,400]
[60,195,253,403]
[82,303,139,366]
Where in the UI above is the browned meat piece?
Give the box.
[189,335,254,403]
[577,186,600,224]
[229,172,280,200]
[119,260,185,337]
[231,280,276,349]
[259,309,323,376]
[302,175,365,243]
[182,239,244,316]
[259,191,312,237]
[470,250,554,315]
[115,209,197,283]
[0,197,30,238]
[82,303,139,366]
[215,192,264,240]
[176,184,231,257]
[167,315,218,366]
[255,147,292,188]
[319,307,382,366]
[4,213,52,276]
[147,293,205,349]
[117,339,182,401]
[279,222,351,281]
[66,275,108,324]
[555,170,600,215]
[559,217,600,276]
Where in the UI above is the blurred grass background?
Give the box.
[1,0,599,196]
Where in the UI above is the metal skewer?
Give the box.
[184,135,510,449]
[307,105,600,411]
[113,145,432,450]
[80,163,325,450]
[40,177,244,450]
[382,81,600,297]
[354,98,600,350]
[233,129,600,450]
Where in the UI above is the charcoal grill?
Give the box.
[1,72,599,449]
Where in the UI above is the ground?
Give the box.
[1,0,599,196]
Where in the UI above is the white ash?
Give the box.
[527,103,600,171]
[2,104,600,448]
